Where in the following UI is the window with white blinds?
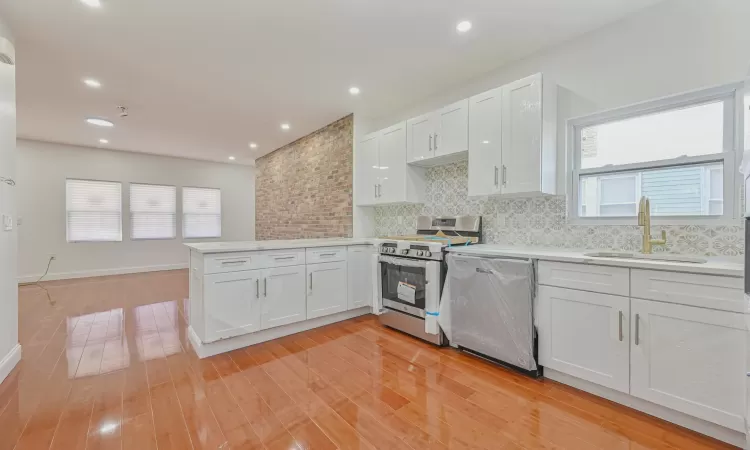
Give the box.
[130,183,177,240]
[182,187,221,238]
[66,179,122,242]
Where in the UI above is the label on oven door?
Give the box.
[397,281,416,304]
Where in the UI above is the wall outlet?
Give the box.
[2,214,11,231]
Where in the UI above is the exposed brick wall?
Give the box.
[255,115,353,240]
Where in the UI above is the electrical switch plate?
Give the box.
[2,214,12,231]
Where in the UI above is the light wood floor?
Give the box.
[0,270,735,449]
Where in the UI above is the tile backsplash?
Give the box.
[373,161,745,256]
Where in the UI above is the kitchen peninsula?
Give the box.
[185,238,376,358]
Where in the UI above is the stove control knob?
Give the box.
[401,249,409,255]
[416,250,424,256]
[424,251,431,257]
[388,247,396,253]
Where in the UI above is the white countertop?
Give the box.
[446,245,744,277]
[185,238,376,254]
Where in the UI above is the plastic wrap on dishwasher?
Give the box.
[439,253,537,371]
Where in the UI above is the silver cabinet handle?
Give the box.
[256,278,259,298]
[618,311,623,342]
[264,278,267,297]
[429,134,433,151]
[374,184,377,199]
[309,273,313,291]
[378,184,382,198]
[494,166,499,186]
[434,133,438,150]
[220,260,247,265]
[502,165,507,186]
[634,313,640,346]
[274,256,295,260]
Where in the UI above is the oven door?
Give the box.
[378,255,441,334]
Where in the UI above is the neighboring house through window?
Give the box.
[570,83,743,223]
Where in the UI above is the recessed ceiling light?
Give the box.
[248,142,258,149]
[86,118,114,127]
[228,156,236,161]
[83,78,101,88]
[456,20,472,33]
[349,87,360,95]
[482,140,490,144]
[99,139,109,144]
[280,123,290,131]
[80,0,102,8]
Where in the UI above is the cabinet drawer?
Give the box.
[538,261,629,296]
[204,252,259,274]
[259,249,306,268]
[630,269,743,312]
[306,246,347,264]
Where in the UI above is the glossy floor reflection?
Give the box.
[1,270,735,449]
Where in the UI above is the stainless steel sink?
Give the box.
[583,251,707,264]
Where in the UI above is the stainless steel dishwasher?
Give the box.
[440,253,540,377]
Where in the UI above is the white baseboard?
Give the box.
[0,344,21,385]
[544,368,745,447]
[18,263,188,284]
[189,307,371,359]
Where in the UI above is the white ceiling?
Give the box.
[0,0,662,165]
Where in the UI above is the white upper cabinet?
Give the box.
[356,132,380,206]
[468,87,503,197]
[436,99,469,157]
[467,73,556,197]
[378,123,409,204]
[407,99,469,167]
[500,73,556,195]
[407,113,434,163]
[355,122,425,207]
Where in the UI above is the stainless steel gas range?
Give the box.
[376,215,481,345]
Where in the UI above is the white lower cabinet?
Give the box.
[307,260,348,319]
[347,246,372,310]
[204,269,262,342]
[630,298,746,432]
[538,285,630,393]
[260,265,307,330]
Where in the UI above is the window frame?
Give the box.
[182,186,222,239]
[567,82,744,225]
[129,182,178,241]
[65,178,123,243]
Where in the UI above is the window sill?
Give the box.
[567,217,742,227]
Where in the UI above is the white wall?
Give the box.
[365,0,750,195]
[17,139,255,282]
[0,15,17,379]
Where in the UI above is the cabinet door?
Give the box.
[436,98,469,157]
[356,132,379,206]
[347,246,372,310]
[377,122,407,204]
[307,261,348,320]
[407,113,434,163]
[630,299,745,432]
[261,265,306,330]
[501,73,542,194]
[538,285,630,393]
[468,88,503,197]
[204,270,261,342]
